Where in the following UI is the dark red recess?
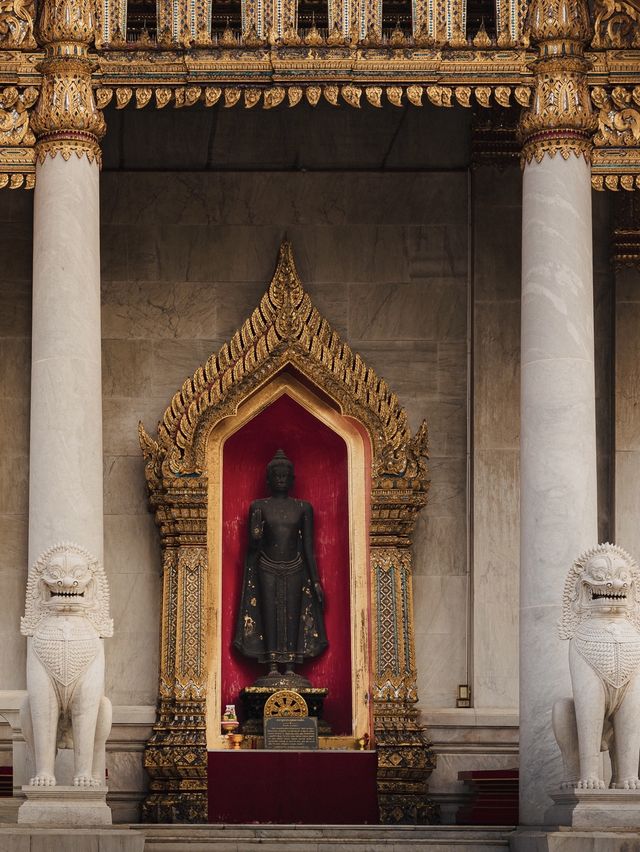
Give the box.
[221,393,353,734]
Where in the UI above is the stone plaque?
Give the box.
[264,716,319,750]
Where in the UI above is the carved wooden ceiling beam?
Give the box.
[0,0,640,191]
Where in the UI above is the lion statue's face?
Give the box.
[39,551,94,614]
[579,553,635,615]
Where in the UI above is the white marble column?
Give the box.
[520,153,598,824]
[29,154,103,565]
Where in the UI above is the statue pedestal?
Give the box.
[546,787,640,830]
[240,686,330,735]
[18,785,112,826]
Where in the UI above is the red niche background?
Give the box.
[220,393,352,734]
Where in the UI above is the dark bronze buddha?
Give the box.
[233,450,328,687]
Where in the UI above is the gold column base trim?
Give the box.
[521,129,593,165]
[35,131,101,166]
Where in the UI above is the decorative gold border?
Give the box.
[205,375,371,750]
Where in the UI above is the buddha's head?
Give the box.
[267,449,294,494]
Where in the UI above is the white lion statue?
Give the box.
[20,542,113,788]
[553,543,640,790]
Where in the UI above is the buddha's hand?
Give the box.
[250,507,263,541]
[314,581,324,604]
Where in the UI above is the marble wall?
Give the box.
[0,189,32,694]
[615,262,640,555]
[472,164,521,712]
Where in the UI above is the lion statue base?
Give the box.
[19,542,113,791]
[553,543,640,793]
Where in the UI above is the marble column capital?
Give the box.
[31,0,105,165]
[518,0,596,164]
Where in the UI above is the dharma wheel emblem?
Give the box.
[263,690,308,718]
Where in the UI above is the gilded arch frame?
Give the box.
[139,240,435,824]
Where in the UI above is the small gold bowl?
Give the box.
[228,733,244,750]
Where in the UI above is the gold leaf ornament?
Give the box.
[306,86,321,106]
[95,88,114,109]
[115,87,133,109]
[135,88,153,108]
[474,86,492,107]
[224,88,242,107]
[323,85,339,106]
[263,87,286,109]
[406,85,423,106]
[155,88,173,108]
[244,88,261,108]
[204,87,222,107]
[287,87,303,107]
[365,87,382,107]
[454,87,472,107]
[386,86,403,107]
[341,84,361,108]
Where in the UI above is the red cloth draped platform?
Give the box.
[207,751,379,824]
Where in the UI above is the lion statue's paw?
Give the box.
[577,778,606,789]
[615,777,640,789]
[560,780,579,789]
[73,774,100,788]
[30,773,56,786]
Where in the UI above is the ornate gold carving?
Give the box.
[140,241,433,824]
[471,20,491,47]
[592,86,640,147]
[323,84,339,105]
[386,86,403,106]
[0,85,35,146]
[454,86,471,107]
[37,0,95,45]
[406,85,423,106]
[223,87,241,107]
[31,0,105,164]
[263,86,285,108]
[204,87,221,106]
[306,85,321,106]
[0,0,35,48]
[341,83,361,107]
[95,87,113,108]
[519,0,596,163]
[135,87,152,108]
[287,86,302,106]
[115,86,132,108]
[140,241,428,487]
[375,704,437,824]
[155,87,172,108]
[593,0,640,48]
[244,87,260,108]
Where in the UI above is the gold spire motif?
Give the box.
[30,0,106,164]
[518,0,597,163]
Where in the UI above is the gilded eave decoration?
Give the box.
[139,240,428,491]
[2,0,640,187]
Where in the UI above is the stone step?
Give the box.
[139,824,514,852]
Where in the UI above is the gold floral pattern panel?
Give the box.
[95,0,127,46]
[155,0,210,44]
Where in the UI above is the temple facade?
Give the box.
[0,0,639,845]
